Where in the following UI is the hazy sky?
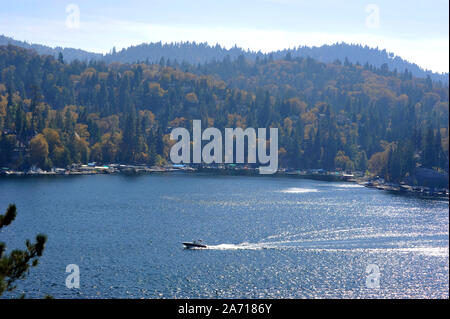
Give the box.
[1,0,448,73]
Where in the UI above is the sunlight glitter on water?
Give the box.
[279,187,319,193]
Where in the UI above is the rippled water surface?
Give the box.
[0,174,448,298]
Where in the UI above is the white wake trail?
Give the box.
[205,242,278,250]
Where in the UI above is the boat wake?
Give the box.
[205,242,277,250]
[197,231,449,257]
[198,240,448,257]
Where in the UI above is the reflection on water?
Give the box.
[0,174,448,298]
[279,187,319,193]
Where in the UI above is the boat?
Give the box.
[182,240,207,249]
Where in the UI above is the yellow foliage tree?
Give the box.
[30,134,49,168]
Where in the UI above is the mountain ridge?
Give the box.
[1,34,447,84]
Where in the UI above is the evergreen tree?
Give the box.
[0,204,47,297]
[423,127,435,169]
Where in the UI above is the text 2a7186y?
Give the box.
[221,303,272,315]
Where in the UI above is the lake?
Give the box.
[0,174,448,298]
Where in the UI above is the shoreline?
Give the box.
[1,164,448,201]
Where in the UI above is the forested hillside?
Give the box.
[1,35,447,83]
[104,42,448,84]
[0,44,448,183]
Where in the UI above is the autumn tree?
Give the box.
[30,134,50,169]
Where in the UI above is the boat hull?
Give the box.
[182,242,207,249]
